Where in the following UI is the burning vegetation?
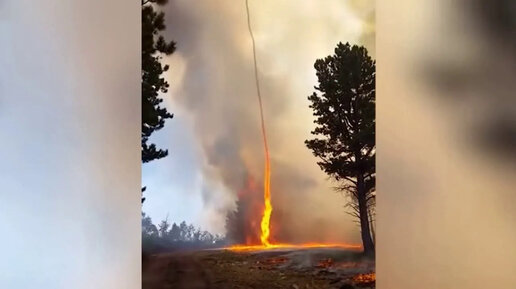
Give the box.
[224,175,364,251]
[352,273,376,287]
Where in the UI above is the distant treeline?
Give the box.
[142,212,227,253]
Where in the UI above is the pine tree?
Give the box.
[141,0,176,202]
[305,42,376,255]
[142,0,175,163]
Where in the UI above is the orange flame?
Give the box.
[352,272,376,285]
[229,243,363,251]
[259,148,272,247]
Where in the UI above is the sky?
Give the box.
[142,0,375,243]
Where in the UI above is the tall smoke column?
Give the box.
[245,0,272,247]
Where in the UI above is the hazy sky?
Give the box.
[142,0,375,243]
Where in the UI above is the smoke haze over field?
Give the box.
[142,0,375,244]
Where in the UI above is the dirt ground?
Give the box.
[142,248,375,289]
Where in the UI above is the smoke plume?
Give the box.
[160,0,375,244]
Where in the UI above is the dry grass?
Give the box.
[143,249,374,289]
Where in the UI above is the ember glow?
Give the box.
[229,243,363,251]
[352,272,376,286]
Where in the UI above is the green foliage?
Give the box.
[306,42,375,185]
[142,0,175,163]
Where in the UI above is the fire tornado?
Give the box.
[260,147,272,247]
[236,0,362,252]
[245,0,272,247]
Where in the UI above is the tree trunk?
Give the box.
[368,206,376,246]
[357,174,375,256]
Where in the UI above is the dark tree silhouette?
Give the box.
[142,0,175,164]
[141,187,147,203]
[225,198,248,244]
[225,177,262,245]
[141,212,226,253]
[142,0,175,202]
[142,212,158,236]
[305,42,375,255]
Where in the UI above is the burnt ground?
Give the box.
[142,248,375,289]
